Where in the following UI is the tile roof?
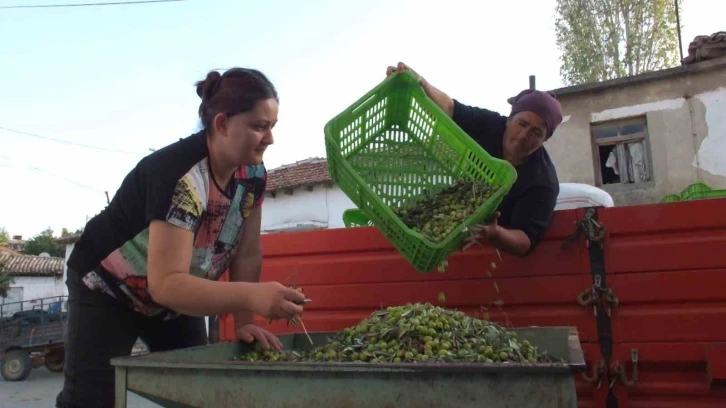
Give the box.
[56,233,82,245]
[682,31,726,65]
[0,253,65,277]
[0,246,21,255]
[266,157,332,192]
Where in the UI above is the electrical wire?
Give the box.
[0,0,183,9]
[0,162,105,193]
[0,126,147,155]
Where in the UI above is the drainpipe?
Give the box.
[208,315,219,344]
[675,0,684,64]
[685,94,701,183]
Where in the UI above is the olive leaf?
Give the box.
[232,303,556,365]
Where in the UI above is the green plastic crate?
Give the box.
[660,194,681,203]
[660,182,726,202]
[680,183,726,201]
[324,71,517,273]
[342,208,373,228]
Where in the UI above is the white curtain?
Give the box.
[605,141,650,183]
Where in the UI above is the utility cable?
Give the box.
[0,0,183,9]
[0,126,147,155]
[0,162,105,193]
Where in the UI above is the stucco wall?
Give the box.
[261,185,356,232]
[3,248,68,306]
[9,276,65,300]
[546,63,726,206]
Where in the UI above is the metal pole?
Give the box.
[675,0,684,63]
[529,75,536,90]
[208,315,220,344]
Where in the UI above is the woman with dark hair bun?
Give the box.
[56,68,305,408]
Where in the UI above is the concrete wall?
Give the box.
[9,275,65,300]
[545,62,726,206]
[3,249,68,308]
[2,274,65,316]
[261,184,356,232]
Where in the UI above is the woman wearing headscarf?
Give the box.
[386,62,564,257]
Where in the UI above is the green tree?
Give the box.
[22,227,64,258]
[555,0,682,86]
[61,227,83,237]
[0,227,9,246]
[0,258,13,298]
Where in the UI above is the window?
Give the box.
[590,117,652,186]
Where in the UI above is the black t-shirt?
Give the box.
[452,99,559,253]
[67,131,268,318]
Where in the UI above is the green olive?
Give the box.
[235,300,553,366]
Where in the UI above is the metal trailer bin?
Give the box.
[112,326,586,408]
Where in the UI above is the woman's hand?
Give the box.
[247,281,306,321]
[463,211,502,249]
[236,323,284,351]
[386,62,429,88]
[462,211,533,257]
[476,211,502,243]
[385,61,454,118]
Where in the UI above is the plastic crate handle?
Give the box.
[349,71,420,115]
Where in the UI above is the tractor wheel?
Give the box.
[1,350,32,381]
[44,352,65,372]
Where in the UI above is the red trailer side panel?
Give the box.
[219,198,726,408]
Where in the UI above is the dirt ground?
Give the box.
[0,366,161,408]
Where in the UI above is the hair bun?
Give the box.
[195,71,223,99]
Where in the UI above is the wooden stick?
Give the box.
[297,317,314,346]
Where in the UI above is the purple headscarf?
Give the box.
[509,89,563,139]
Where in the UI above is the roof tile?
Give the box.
[56,233,82,245]
[0,253,64,277]
[0,246,21,255]
[266,157,331,192]
[682,31,726,65]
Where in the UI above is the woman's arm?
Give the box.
[386,62,505,146]
[501,184,559,256]
[229,206,264,328]
[486,226,533,257]
[146,219,304,319]
[387,62,454,117]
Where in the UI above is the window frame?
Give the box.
[589,116,654,187]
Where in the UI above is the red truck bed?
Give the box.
[218,198,726,408]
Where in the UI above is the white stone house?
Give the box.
[0,251,67,316]
[262,157,356,233]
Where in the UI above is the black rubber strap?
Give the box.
[607,391,619,408]
[588,223,612,359]
[586,208,618,408]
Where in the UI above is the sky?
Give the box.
[0,0,723,239]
